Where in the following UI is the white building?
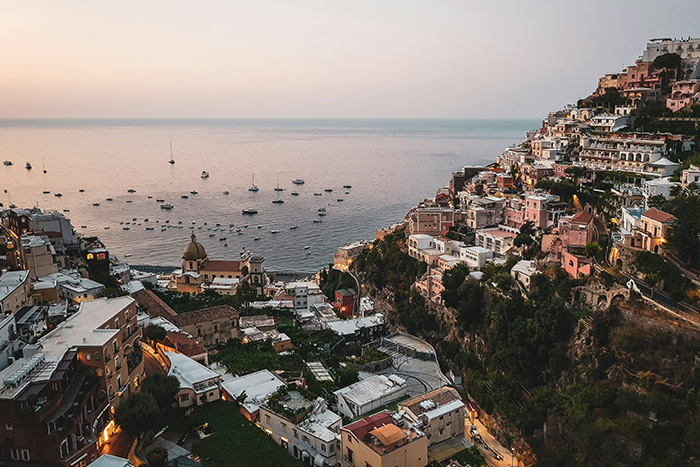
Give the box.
[642,178,679,199]
[458,246,493,269]
[334,374,408,419]
[0,314,21,372]
[326,314,386,345]
[220,369,286,421]
[511,260,538,289]
[398,387,466,447]
[588,114,629,132]
[37,270,104,303]
[166,351,221,408]
[474,228,517,256]
[0,270,31,315]
[21,235,60,279]
[682,165,700,187]
[90,454,135,467]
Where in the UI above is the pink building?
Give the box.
[561,211,596,249]
[666,80,700,112]
[523,195,549,229]
[563,250,592,278]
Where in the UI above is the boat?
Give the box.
[92,203,100,206]
[345,191,350,194]
[318,212,327,217]
[123,227,130,231]
[144,218,149,222]
[148,196,152,199]
[106,198,113,201]
[292,179,305,185]
[324,188,333,192]
[201,171,209,179]
[168,137,175,164]
[42,159,47,173]
[242,209,258,214]
[343,185,352,189]
[313,219,322,223]
[304,246,310,249]
[318,207,326,212]
[156,199,165,202]
[272,199,284,204]
[190,191,198,195]
[126,200,133,203]
[224,243,228,246]
[81,225,87,228]
[219,237,227,241]
[63,209,70,212]
[254,237,261,241]
[146,227,155,231]
[337,198,344,202]
[223,191,229,195]
[290,225,299,230]
[3,161,12,166]
[160,204,173,209]
[257,226,262,229]
[54,193,62,197]
[209,234,215,237]
[274,177,283,192]
[270,230,280,234]
[104,227,110,230]
[127,189,136,193]
[42,191,50,194]
[181,195,189,199]
[291,192,299,196]
[314,193,322,196]
[249,174,259,192]
[25,162,32,170]
[79,189,85,192]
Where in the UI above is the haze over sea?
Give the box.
[0,119,536,273]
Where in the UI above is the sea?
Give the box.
[0,119,537,273]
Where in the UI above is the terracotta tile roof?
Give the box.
[369,424,405,446]
[131,289,177,318]
[164,331,207,357]
[171,305,239,328]
[200,260,242,272]
[570,210,594,225]
[344,412,394,440]
[398,387,461,417]
[642,208,675,223]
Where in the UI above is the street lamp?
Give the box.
[511,447,515,467]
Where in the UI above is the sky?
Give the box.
[1,0,699,119]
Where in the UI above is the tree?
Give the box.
[585,241,602,258]
[647,195,667,210]
[653,52,681,71]
[565,166,587,185]
[514,221,535,248]
[666,184,700,264]
[143,324,166,343]
[146,447,169,467]
[114,392,161,438]
[141,374,180,411]
[235,281,257,312]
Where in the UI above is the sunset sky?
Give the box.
[1,0,699,119]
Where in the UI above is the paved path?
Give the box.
[466,419,520,467]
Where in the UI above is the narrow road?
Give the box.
[100,427,133,460]
[465,419,520,467]
[143,348,167,376]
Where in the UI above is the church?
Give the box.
[168,234,267,294]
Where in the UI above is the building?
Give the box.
[37,270,105,303]
[170,305,240,347]
[333,241,370,270]
[90,454,135,467]
[220,369,287,422]
[511,260,538,288]
[474,228,517,256]
[666,80,700,112]
[14,305,47,341]
[398,387,466,447]
[0,314,21,372]
[620,207,675,253]
[413,271,445,304]
[642,37,700,68]
[341,411,428,467]
[642,177,679,199]
[0,270,31,315]
[682,165,700,187]
[334,289,357,316]
[160,331,209,367]
[285,281,326,312]
[459,246,493,269]
[165,351,221,408]
[259,391,342,467]
[407,207,459,237]
[326,314,386,345]
[21,235,60,279]
[7,208,80,254]
[334,374,407,419]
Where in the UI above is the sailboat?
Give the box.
[168,137,175,164]
[274,177,284,192]
[42,159,47,173]
[248,174,259,192]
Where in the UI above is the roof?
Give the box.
[183,234,207,261]
[164,332,207,357]
[0,270,29,301]
[334,374,406,407]
[220,369,286,414]
[647,156,680,167]
[200,260,242,272]
[335,288,356,296]
[399,387,462,417]
[570,210,594,225]
[166,351,220,392]
[642,208,675,223]
[327,315,384,336]
[369,423,405,446]
[344,411,395,440]
[170,305,239,328]
[89,454,134,467]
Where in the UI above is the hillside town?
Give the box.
[1,36,700,467]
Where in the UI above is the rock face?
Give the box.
[572,284,630,311]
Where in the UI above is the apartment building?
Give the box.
[398,387,466,447]
[170,305,240,347]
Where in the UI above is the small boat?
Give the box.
[270,230,280,234]
[54,193,63,197]
[161,204,173,209]
[318,207,326,212]
[201,171,209,179]
[79,189,85,193]
[124,254,132,258]
[81,225,87,228]
[304,245,310,249]
[25,162,32,170]
[292,179,305,185]
[168,137,175,164]
[272,199,284,204]
[42,159,47,174]
[216,223,220,226]
[127,189,136,193]
[313,219,322,223]
[190,191,198,195]
[343,185,352,189]
[126,200,133,203]
[106,198,113,201]
[318,212,327,217]
[3,160,12,166]
[242,209,258,214]
[181,195,189,199]
[178,221,183,224]
[257,226,262,229]
[224,243,228,246]
[42,190,50,194]
[219,237,227,241]
[337,198,344,202]
[274,177,284,192]
[156,199,165,202]
[146,227,154,231]
[324,188,333,192]
[144,218,149,222]
[165,220,170,223]
[63,209,70,212]
[104,227,110,230]
[291,192,299,196]
[345,191,350,194]
[147,196,153,199]
[314,193,322,196]
[249,174,259,192]
[223,191,229,195]
[123,227,130,231]
[238,231,243,235]
[254,237,261,241]
[236,228,242,232]
[209,233,215,237]
[92,203,100,206]
[290,225,299,230]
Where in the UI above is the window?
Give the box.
[10,448,19,460]
[134,376,140,388]
[213,324,218,332]
[265,415,270,423]
[5,423,12,430]
[180,394,189,401]
[293,429,298,439]
[302,435,309,443]
[281,422,286,430]
[321,444,326,452]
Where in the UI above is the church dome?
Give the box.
[183,234,207,260]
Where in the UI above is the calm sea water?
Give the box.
[0,119,535,273]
